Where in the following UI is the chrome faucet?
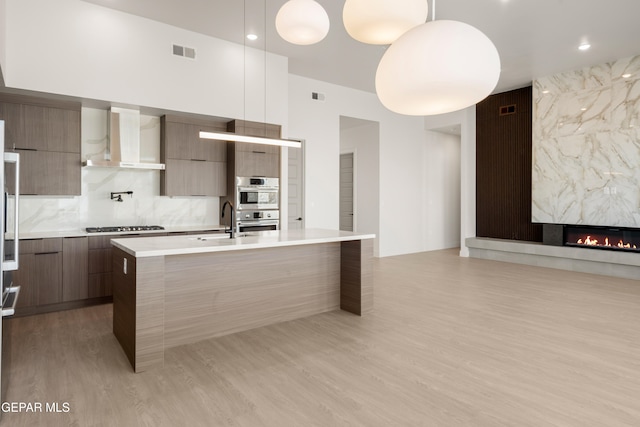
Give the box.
[221,201,235,239]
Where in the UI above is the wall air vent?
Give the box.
[499,104,516,116]
[312,92,326,101]
[172,44,196,60]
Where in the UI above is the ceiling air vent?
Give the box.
[499,104,516,116]
[172,44,196,60]
[311,92,325,101]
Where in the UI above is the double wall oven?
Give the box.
[235,177,279,232]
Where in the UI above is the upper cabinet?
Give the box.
[160,115,227,197]
[226,120,281,179]
[0,94,81,196]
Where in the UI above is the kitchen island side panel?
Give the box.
[340,239,373,315]
[113,248,165,372]
[162,243,341,348]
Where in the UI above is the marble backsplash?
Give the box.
[532,55,640,227]
[19,108,220,233]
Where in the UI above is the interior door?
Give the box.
[340,152,354,232]
[287,142,304,230]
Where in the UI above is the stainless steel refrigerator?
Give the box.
[0,120,20,410]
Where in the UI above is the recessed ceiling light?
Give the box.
[247,34,258,41]
[580,107,587,111]
[542,90,550,94]
[578,43,591,51]
[622,73,632,78]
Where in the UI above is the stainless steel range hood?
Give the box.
[83,107,165,170]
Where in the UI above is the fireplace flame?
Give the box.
[576,235,636,249]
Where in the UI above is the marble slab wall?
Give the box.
[532,55,640,227]
[19,108,220,233]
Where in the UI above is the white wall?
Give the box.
[424,108,477,257]
[340,119,380,256]
[289,74,463,257]
[423,131,461,250]
[4,0,288,128]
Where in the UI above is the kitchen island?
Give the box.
[111,229,374,372]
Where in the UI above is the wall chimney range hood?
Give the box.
[83,107,165,170]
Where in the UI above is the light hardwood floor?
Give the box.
[3,249,640,426]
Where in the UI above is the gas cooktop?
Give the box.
[85,225,165,233]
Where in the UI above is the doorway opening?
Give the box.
[287,139,305,230]
[339,152,354,231]
[426,125,461,249]
[339,116,380,256]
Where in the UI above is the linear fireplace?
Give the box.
[564,225,640,253]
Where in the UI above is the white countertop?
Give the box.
[17,225,226,240]
[111,228,376,258]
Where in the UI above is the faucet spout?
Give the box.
[221,201,235,239]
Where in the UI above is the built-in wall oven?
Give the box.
[236,210,279,232]
[237,177,279,211]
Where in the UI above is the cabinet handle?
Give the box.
[25,238,44,241]
[14,147,37,152]
[35,251,59,256]
[252,151,266,154]
[190,159,207,162]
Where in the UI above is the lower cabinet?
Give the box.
[15,230,220,316]
[63,237,89,301]
[15,238,63,310]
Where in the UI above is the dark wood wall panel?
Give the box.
[476,87,542,242]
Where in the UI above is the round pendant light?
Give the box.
[275,0,330,45]
[343,0,428,45]
[375,20,500,115]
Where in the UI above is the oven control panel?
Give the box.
[238,210,279,220]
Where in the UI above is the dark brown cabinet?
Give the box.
[12,150,81,196]
[14,238,63,310]
[0,94,81,196]
[163,159,226,196]
[63,237,89,302]
[161,115,227,196]
[226,120,281,179]
[88,235,114,299]
[227,120,281,139]
[234,150,279,178]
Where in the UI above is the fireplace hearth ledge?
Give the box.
[466,237,640,281]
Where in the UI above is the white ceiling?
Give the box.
[83,0,640,95]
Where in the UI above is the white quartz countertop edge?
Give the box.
[111,229,376,258]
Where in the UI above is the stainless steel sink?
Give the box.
[188,232,259,241]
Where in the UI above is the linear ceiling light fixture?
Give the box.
[343,0,428,45]
[199,131,301,148]
[276,0,330,45]
[200,0,301,149]
[375,0,501,115]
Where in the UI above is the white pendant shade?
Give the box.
[276,0,330,45]
[375,20,501,116]
[343,0,428,45]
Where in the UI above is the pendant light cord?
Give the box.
[243,0,246,123]
[432,0,436,21]
[264,0,267,134]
